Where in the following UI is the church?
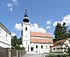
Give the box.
[22,9,53,54]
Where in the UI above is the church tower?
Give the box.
[22,9,30,52]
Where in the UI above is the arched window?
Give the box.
[31,47,34,51]
[41,45,43,49]
[25,27,27,31]
[36,45,38,48]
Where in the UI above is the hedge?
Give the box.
[45,54,70,57]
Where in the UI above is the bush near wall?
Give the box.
[15,45,25,50]
[45,54,70,57]
[46,54,56,57]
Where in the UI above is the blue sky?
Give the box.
[0,0,70,38]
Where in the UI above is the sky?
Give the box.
[0,0,70,38]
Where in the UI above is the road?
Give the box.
[23,54,45,57]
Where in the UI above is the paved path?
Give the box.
[23,54,45,57]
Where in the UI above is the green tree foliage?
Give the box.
[15,45,25,50]
[11,36,22,47]
[11,36,18,47]
[53,39,57,43]
[17,37,22,45]
[54,22,67,41]
[11,36,25,50]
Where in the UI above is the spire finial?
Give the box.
[24,8,28,17]
[23,8,29,22]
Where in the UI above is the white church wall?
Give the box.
[22,23,30,41]
[22,23,30,46]
[22,22,30,52]
[27,43,51,54]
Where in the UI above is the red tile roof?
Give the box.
[55,39,66,45]
[30,38,53,44]
[30,32,52,38]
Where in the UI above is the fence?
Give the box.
[11,48,26,57]
[0,47,26,57]
[0,47,10,57]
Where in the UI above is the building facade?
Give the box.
[51,38,70,53]
[0,22,11,48]
[22,9,53,54]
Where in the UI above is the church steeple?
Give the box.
[23,8,29,22]
[24,9,28,17]
[22,9,30,52]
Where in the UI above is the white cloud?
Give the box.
[62,15,70,26]
[15,23,46,33]
[7,3,13,11]
[15,23,22,31]
[12,0,18,5]
[11,32,16,36]
[46,26,50,29]
[53,21,60,27]
[46,21,51,25]
[53,15,70,27]
[30,23,46,33]
[6,0,18,12]
[53,21,57,27]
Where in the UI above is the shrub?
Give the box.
[15,45,20,50]
[46,54,56,57]
[56,54,67,57]
[15,45,25,50]
[20,46,25,50]
[45,54,70,57]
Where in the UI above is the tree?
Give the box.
[54,22,67,41]
[17,37,22,45]
[11,36,25,51]
[53,39,57,43]
[11,36,18,47]
[11,36,23,47]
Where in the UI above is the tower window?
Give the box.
[26,35,27,38]
[25,27,27,31]
[41,45,43,49]
[36,45,38,48]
